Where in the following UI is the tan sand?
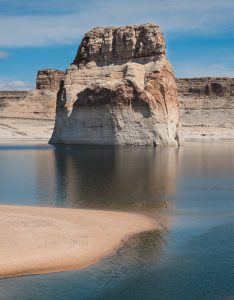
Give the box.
[0,205,156,279]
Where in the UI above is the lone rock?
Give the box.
[50,23,182,146]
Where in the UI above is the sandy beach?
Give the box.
[0,205,156,279]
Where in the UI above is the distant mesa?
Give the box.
[49,23,183,146]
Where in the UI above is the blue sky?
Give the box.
[0,0,234,90]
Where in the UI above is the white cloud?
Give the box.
[0,79,34,91]
[0,0,233,47]
[0,51,10,58]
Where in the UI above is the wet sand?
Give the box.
[0,205,156,279]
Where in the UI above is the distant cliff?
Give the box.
[177,77,234,140]
[0,69,64,140]
[50,23,182,146]
[0,91,28,110]
[0,69,64,119]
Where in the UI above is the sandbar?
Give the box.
[0,205,156,279]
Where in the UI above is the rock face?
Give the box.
[50,23,182,146]
[178,77,234,140]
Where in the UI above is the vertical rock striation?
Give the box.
[50,23,182,146]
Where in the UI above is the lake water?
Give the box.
[0,142,234,300]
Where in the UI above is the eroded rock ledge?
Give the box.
[50,23,182,146]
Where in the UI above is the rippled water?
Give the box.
[0,142,234,300]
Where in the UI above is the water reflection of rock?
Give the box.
[181,142,234,177]
[53,146,180,210]
[34,149,56,205]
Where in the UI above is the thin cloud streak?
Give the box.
[0,79,34,91]
[0,51,10,58]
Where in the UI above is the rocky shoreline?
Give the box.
[1,75,233,142]
[1,76,233,142]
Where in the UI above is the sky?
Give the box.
[0,0,234,90]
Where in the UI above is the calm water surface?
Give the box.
[0,142,234,300]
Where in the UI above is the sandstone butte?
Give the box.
[49,23,183,146]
